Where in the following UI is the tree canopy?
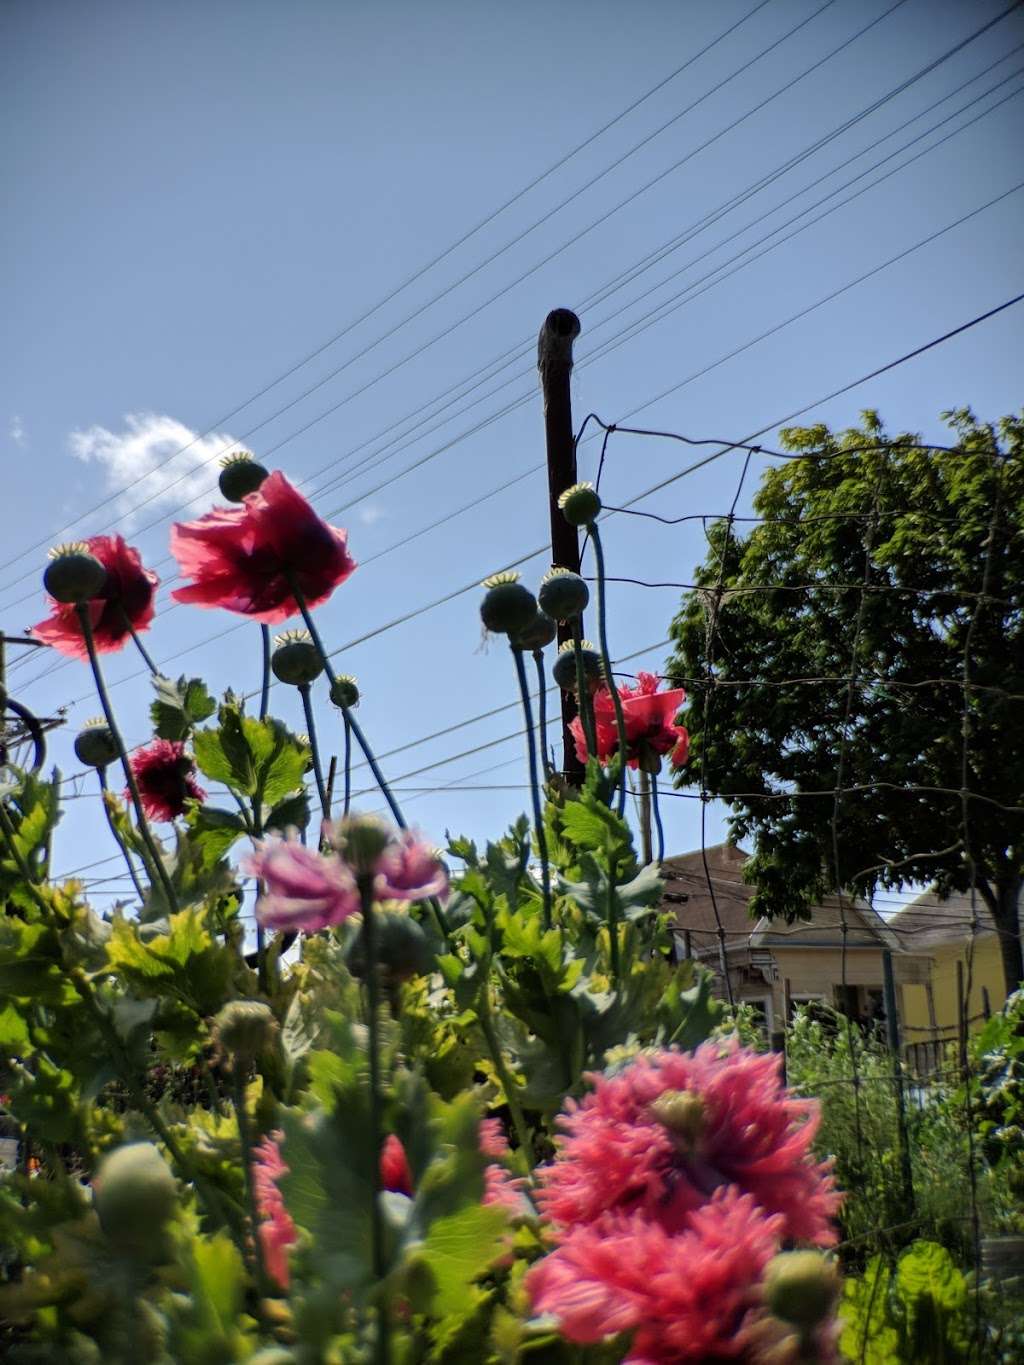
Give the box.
[666,408,1024,994]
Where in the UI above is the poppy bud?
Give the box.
[333,812,392,878]
[511,608,557,653]
[346,908,435,980]
[557,481,601,528]
[218,451,269,502]
[43,543,107,604]
[330,674,360,709]
[74,718,119,769]
[763,1251,839,1329]
[211,999,279,1066]
[552,639,602,692]
[271,630,323,686]
[93,1142,177,1258]
[480,571,537,636]
[538,566,589,622]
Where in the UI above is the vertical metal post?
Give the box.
[537,308,584,782]
[883,948,915,1217]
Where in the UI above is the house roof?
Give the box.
[888,890,996,950]
[661,842,898,953]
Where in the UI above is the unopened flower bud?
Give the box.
[330,674,360,709]
[43,543,107,604]
[211,999,279,1065]
[271,630,323,686]
[480,571,537,636]
[74,718,119,769]
[93,1142,177,1256]
[346,907,435,980]
[511,608,557,653]
[333,812,392,877]
[552,639,602,692]
[764,1251,839,1329]
[557,481,601,528]
[538,566,590,622]
[218,451,269,502]
[650,1089,705,1149]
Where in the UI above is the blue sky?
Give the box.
[2,0,1022,918]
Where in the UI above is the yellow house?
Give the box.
[890,891,1007,1067]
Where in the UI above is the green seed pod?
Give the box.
[511,608,557,652]
[218,451,269,502]
[74,718,119,769]
[538,566,589,622]
[557,481,601,528]
[330,674,360,709]
[211,999,279,1065]
[346,908,435,980]
[649,1089,705,1149]
[479,571,537,636]
[764,1251,839,1329]
[271,629,323,686]
[93,1142,178,1258]
[552,639,602,692]
[43,542,107,604]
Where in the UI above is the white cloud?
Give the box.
[357,502,386,526]
[69,412,242,524]
[10,415,26,447]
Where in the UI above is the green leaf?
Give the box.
[193,705,256,792]
[141,828,237,920]
[106,906,235,1015]
[264,789,310,834]
[150,674,216,741]
[0,1001,31,1051]
[896,1240,967,1316]
[185,804,248,871]
[415,1203,508,1317]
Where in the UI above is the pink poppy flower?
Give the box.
[127,739,205,822]
[570,671,688,772]
[31,534,158,659]
[380,1134,414,1196]
[375,830,448,903]
[528,1190,783,1362]
[535,1040,840,1248]
[170,471,356,624]
[252,1131,297,1291]
[244,834,361,933]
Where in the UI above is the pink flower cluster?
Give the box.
[252,1131,297,1290]
[570,671,688,773]
[243,821,448,934]
[527,1041,840,1362]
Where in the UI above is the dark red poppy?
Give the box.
[570,671,689,772]
[30,535,158,659]
[127,739,205,822]
[169,471,356,624]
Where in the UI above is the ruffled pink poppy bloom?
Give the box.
[571,671,688,772]
[252,1131,297,1290]
[375,830,449,903]
[127,739,205,822]
[536,1040,840,1248]
[31,534,158,659]
[244,834,361,933]
[528,1190,783,1362]
[170,471,356,624]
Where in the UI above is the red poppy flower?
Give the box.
[127,739,205,822]
[380,1134,414,1196]
[30,535,158,659]
[170,471,356,624]
[570,671,689,772]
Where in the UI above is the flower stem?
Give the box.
[233,1067,269,1294]
[342,712,352,816]
[606,844,622,990]
[259,624,271,720]
[119,608,159,676]
[359,876,390,1364]
[650,771,665,863]
[533,650,553,779]
[588,523,628,815]
[96,766,147,902]
[570,618,598,763]
[637,769,653,865]
[75,605,179,915]
[286,579,406,829]
[298,682,330,823]
[477,990,533,1171]
[511,646,552,931]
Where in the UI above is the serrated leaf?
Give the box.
[264,789,310,834]
[185,804,248,871]
[150,674,216,741]
[415,1203,508,1317]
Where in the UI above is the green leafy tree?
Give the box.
[666,408,1024,993]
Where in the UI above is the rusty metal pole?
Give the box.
[537,308,584,782]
